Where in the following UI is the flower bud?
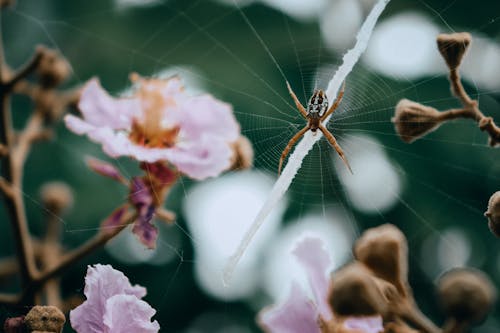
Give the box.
[0,0,14,8]
[437,268,496,324]
[437,32,471,70]
[24,306,65,333]
[40,181,73,214]
[392,99,442,143]
[354,224,408,295]
[485,191,500,237]
[229,135,254,171]
[3,316,24,333]
[35,46,71,87]
[329,263,387,316]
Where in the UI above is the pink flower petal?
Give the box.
[78,78,139,129]
[293,237,333,320]
[259,283,320,333]
[178,94,239,143]
[165,135,233,180]
[66,76,241,180]
[343,316,384,333]
[103,295,160,333]
[86,157,126,183]
[70,265,147,333]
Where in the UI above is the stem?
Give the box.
[33,212,134,287]
[445,68,500,145]
[0,93,38,286]
[0,256,17,278]
[400,300,441,333]
[5,49,43,89]
[437,108,476,121]
[39,212,63,308]
[442,318,469,333]
[449,69,475,109]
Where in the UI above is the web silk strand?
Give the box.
[223,0,391,285]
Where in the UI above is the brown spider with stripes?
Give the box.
[278,81,353,175]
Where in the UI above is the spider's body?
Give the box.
[306,90,328,132]
[307,90,328,121]
[278,82,352,175]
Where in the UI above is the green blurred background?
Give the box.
[1,0,500,332]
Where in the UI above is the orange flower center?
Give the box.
[128,80,180,148]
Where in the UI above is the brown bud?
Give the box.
[24,306,65,333]
[438,268,496,324]
[0,0,14,8]
[329,263,387,316]
[229,135,254,171]
[392,99,443,143]
[40,181,73,214]
[437,32,471,70]
[3,316,24,333]
[35,46,70,87]
[485,191,500,237]
[354,224,408,295]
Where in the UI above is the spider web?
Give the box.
[1,0,500,332]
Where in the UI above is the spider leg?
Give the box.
[318,124,353,174]
[320,81,345,122]
[278,125,310,175]
[286,81,308,119]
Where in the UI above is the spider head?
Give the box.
[307,89,328,118]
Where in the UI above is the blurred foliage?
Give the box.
[1,0,500,332]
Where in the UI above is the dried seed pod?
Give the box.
[438,268,496,324]
[40,181,74,214]
[392,99,443,143]
[35,46,71,88]
[436,32,471,70]
[485,191,500,237]
[24,306,65,333]
[329,263,387,316]
[229,135,254,170]
[354,224,408,295]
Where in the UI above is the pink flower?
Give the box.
[70,264,160,333]
[65,75,240,180]
[259,238,383,333]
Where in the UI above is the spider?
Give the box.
[278,81,353,175]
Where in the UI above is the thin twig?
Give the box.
[5,49,43,90]
[33,212,134,287]
[0,256,17,278]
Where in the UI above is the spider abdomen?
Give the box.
[307,89,329,119]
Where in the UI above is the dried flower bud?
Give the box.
[229,135,254,170]
[329,263,387,316]
[0,0,14,8]
[437,32,471,70]
[354,224,408,295]
[438,268,496,324]
[35,46,70,87]
[485,191,500,237]
[3,316,24,333]
[24,306,65,333]
[40,181,74,214]
[392,99,443,143]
